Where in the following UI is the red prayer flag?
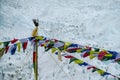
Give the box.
[5,46,9,53]
[87,66,96,70]
[64,55,74,58]
[83,52,90,58]
[98,51,107,60]
[22,41,28,51]
[11,39,18,44]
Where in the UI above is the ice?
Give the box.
[0,0,120,80]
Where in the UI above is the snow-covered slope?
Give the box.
[0,0,120,80]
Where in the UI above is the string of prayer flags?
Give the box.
[41,42,120,79]
[35,35,120,79]
[0,35,120,79]
[0,37,33,57]
[35,36,120,64]
[61,53,120,79]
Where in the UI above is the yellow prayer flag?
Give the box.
[36,36,44,40]
[0,42,3,45]
[0,48,5,58]
[76,49,81,53]
[17,42,21,52]
[90,51,95,59]
[74,60,84,64]
[90,50,99,59]
[51,48,58,53]
[105,54,112,57]
[64,42,71,50]
[43,43,46,47]
[90,54,95,59]
[96,70,104,75]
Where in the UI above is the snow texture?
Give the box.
[0,0,120,80]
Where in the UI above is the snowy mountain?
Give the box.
[0,0,120,80]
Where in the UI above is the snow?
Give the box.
[0,0,120,80]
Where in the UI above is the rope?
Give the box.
[18,48,32,70]
[18,47,46,77]
[19,48,72,80]
[48,52,73,80]
[19,48,45,70]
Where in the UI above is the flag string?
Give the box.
[0,35,120,79]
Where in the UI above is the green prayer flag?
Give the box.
[3,41,10,47]
[69,58,78,64]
